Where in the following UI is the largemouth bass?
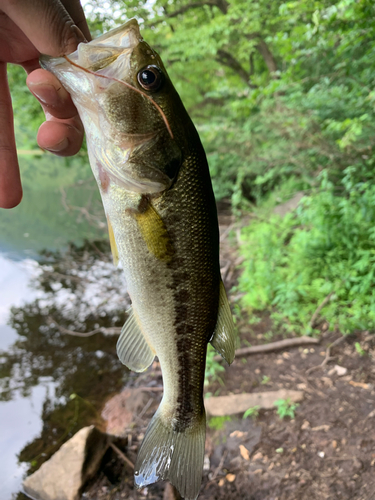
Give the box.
[41,19,236,500]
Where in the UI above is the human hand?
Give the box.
[0,0,91,208]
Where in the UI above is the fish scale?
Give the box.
[40,18,236,500]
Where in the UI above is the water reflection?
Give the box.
[0,241,130,499]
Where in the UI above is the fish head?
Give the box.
[40,19,184,195]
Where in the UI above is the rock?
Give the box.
[102,388,148,436]
[23,426,110,500]
[328,365,348,377]
[205,390,304,417]
[273,192,305,217]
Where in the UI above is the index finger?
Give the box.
[0,63,22,208]
[2,0,88,57]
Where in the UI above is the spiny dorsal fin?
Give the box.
[116,308,155,372]
[107,216,119,267]
[210,281,236,365]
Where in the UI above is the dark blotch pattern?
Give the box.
[155,140,221,433]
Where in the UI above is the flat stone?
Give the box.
[23,426,109,500]
[205,390,304,417]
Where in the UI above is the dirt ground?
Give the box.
[82,207,375,500]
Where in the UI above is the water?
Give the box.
[0,155,127,499]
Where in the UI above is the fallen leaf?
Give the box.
[253,469,263,475]
[226,473,236,482]
[312,425,330,432]
[332,440,338,449]
[252,452,263,461]
[230,430,246,438]
[301,420,310,430]
[239,444,250,460]
[321,377,333,388]
[218,478,225,487]
[349,381,370,389]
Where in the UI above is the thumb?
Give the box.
[2,0,87,57]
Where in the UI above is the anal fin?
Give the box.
[210,281,236,365]
[116,308,155,372]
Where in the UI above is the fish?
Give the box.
[40,19,236,500]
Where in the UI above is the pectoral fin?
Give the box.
[107,216,119,267]
[117,308,155,372]
[210,281,236,365]
[135,202,174,262]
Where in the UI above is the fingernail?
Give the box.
[29,83,60,107]
[71,24,87,44]
[46,138,69,153]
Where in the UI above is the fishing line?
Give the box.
[63,55,174,139]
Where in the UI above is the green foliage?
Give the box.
[274,398,299,419]
[243,406,260,419]
[355,342,366,357]
[205,344,225,386]
[239,167,375,334]
[208,415,232,430]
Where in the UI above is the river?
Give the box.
[0,153,127,500]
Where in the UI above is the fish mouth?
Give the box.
[40,19,142,73]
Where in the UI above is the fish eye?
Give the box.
[137,65,163,91]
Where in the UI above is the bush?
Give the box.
[238,168,375,334]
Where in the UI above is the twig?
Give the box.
[135,386,163,392]
[309,292,334,328]
[48,317,121,337]
[109,442,135,469]
[306,336,346,375]
[220,222,235,242]
[59,186,71,212]
[204,451,228,488]
[137,398,154,420]
[291,369,327,399]
[213,336,319,361]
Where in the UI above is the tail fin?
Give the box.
[134,407,206,500]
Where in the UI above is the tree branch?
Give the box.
[213,336,320,361]
[245,33,278,74]
[154,0,229,21]
[216,49,257,87]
